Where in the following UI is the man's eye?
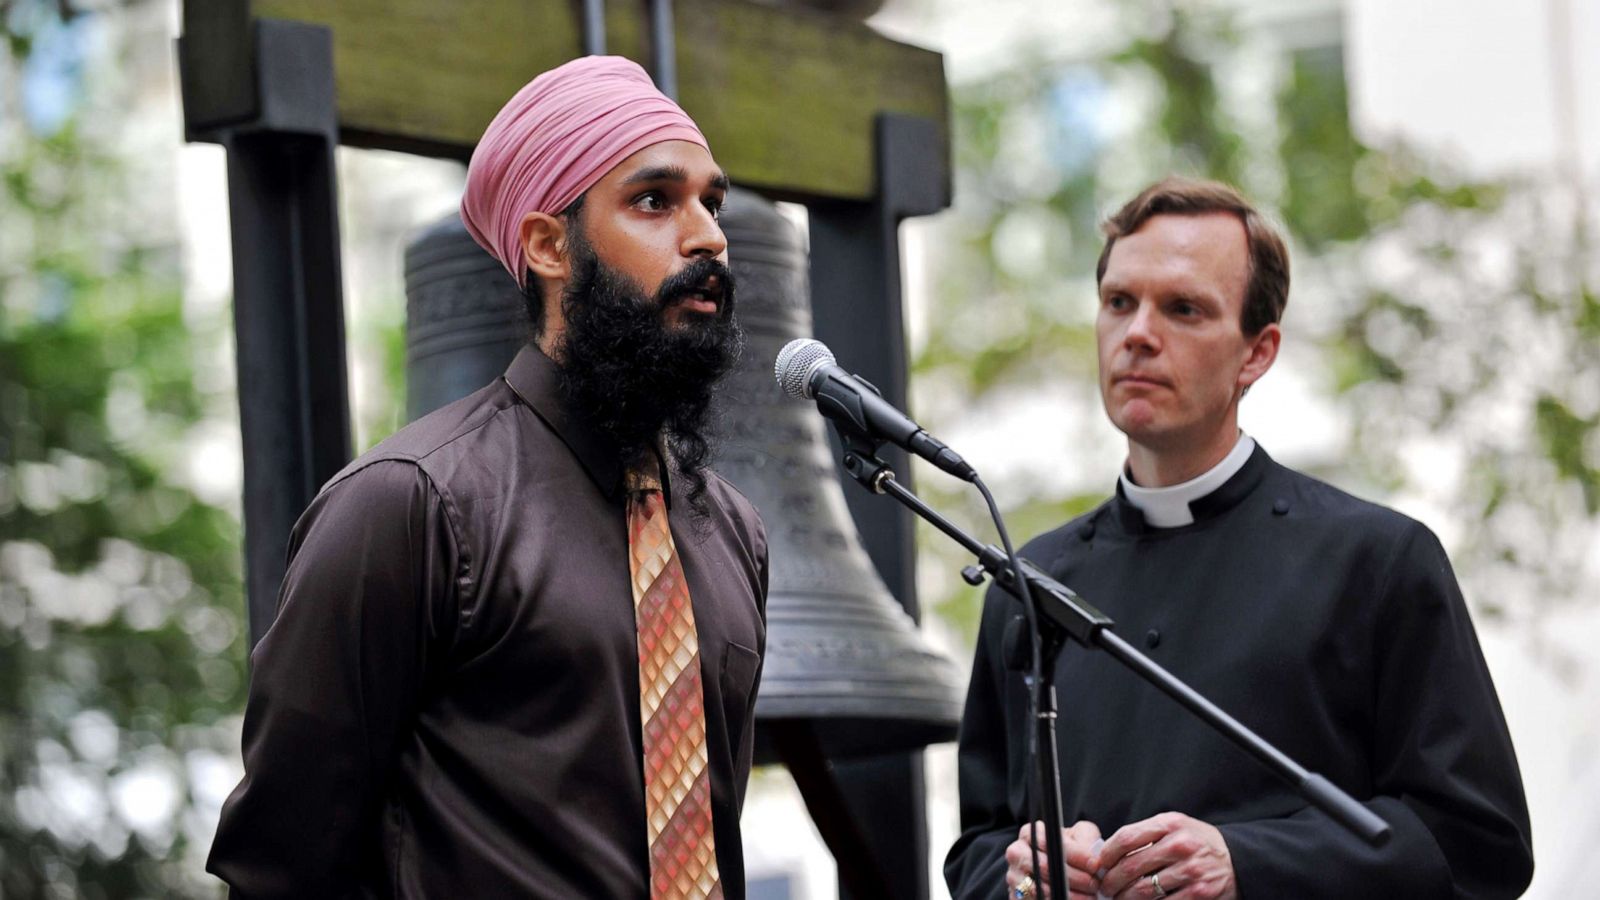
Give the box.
[704,197,724,219]
[1105,294,1131,310]
[633,192,667,211]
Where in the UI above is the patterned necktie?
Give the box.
[627,465,721,900]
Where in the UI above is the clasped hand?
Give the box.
[1003,812,1237,899]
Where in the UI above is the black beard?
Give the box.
[553,233,742,513]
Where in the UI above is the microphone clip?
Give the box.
[832,421,898,495]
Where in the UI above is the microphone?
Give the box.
[774,338,977,482]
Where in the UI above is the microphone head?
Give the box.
[774,338,836,400]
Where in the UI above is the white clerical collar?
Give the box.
[1119,434,1256,528]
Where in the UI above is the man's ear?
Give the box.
[1238,322,1281,394]
[519,211,568,282]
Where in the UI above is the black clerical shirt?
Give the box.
[946,446,1532,899]
[208,346,769,898]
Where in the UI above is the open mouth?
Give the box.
[675,275,724,314]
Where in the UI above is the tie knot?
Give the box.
[626,462,663,496]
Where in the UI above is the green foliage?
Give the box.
[1535,395,1599,514]
[354,306,409,453]
[1579,284,1600,336]
[2,3,245,896]
[1276,46,1369,246]
[1328,180,1598,617]
[1114,6,1243,185]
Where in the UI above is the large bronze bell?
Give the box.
[403,219,529,423]
[709,191,964,760]
[402,188,963,762]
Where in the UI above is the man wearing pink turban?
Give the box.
[210,56,767,900]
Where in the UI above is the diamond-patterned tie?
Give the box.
[627,465,721,900]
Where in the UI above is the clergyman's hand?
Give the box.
[1092,812,1237,900]
[1004,819,1103,899]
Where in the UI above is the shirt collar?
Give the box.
[501,344,674,506]
[1118,433,1256,528]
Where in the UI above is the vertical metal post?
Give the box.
[647,0,678,99]
[769,722,895,897]
[581,0,607,56]
[193,19,353,646]
[808,113,951,900]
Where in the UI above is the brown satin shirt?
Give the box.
[208,346,769,898]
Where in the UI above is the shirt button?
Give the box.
[1145,628,1161,649]
[1272,499,1290,515]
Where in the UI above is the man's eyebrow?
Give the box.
[621,165,687,186]
[619,165,731,191]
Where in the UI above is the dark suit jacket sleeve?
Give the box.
[207,461,459,898]
[944,585,1023,900]
[1218,524,1533,899]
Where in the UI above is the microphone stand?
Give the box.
[829,428,1392,890]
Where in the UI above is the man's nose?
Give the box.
[1124,302,1160,352]
[681,205,727,259]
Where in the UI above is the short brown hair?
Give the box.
[1095,177,1289,335]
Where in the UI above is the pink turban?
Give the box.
[460,55,709,287]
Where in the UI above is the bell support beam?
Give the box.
[178,18,353,647]
[810,114,949,610]
[189,0,948,203]
[771,721,895,897]
[806,113,953,900]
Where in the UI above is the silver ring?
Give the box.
[1150,872,1167,898]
